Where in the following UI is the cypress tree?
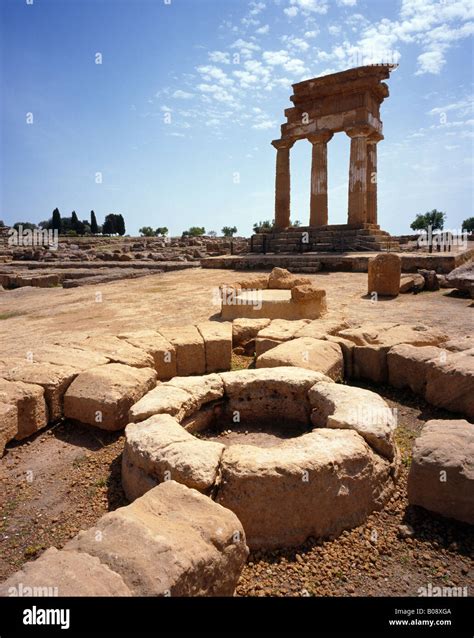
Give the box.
[90,210,98,234]
[52,208,62,232]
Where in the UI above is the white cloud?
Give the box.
[197,83,236,104]
[415,50,446,75]
[197,65,234,86]
[284,0,329,17]
[256,24,270,34]
[338,0,357,6]
[328,25,342,36]
[230,38,261,59]
[249,1,266,16]
[172,90,194,99]
[428,96,473,117]
[161,105,172,112]
[252,119,276,130]
[208,51,230,64]
[281,35,311,51]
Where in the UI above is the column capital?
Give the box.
[346,124,376,139]
[271,138,295,150]
[307,130,334,145]
[367,131,384,144]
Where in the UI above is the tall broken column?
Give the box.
[366,132,383,226]
[308,131,333,227]
[272,139,295,230]
[346,125,373,226]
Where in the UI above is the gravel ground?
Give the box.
[0,378,472,595]
[236,382,474,597]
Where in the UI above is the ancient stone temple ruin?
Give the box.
[252,65,400,253]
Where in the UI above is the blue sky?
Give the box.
[1,0,472,236]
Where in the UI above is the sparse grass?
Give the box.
[72,454,87,468]
[231,352,254,371]
[23,544,47,559]
[0,311,24,320]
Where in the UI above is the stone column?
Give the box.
[271,138,295,231]
[308,131,333,227]
[346,125,373,226]
[366,132,383,226]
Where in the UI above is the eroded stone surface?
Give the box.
[408,419,474,525]
[425,351,474,420]
[64,364,157,430]
[0,361,78,422]
[128,383,196,423]
[0,402,17,455]
[217,429,392,549]
[158,326,206,376]
[122,414,224,499]
[232,318,271,347]
[309,381,397,460]
[65,481,248,596]
[0,379,47,441]
[256,337,343,380]
[368,253,401,297]
[220,366,332,425]
[75,336,154,368]
[0,548,132,597]
[196,322,232,373]
[118,330,177,380]
[387,344,443,396]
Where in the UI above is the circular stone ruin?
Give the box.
[122,367,400,549]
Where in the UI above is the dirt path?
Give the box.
[0,269,472,359]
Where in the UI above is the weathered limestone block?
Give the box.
[425,351,474,420]
[0,402,17,456]
[0,361,78,422]
[216,429,392,549]
[268,267,311,290]
[219,367,332,425]
[158,325,206,376]
[338,323,446,383]
[0,548,132,597]
[444,336,474,352]
[291,284,326,303]
[0,379,47,440]
[418,269,439,292]
[256,337,344,381]
[122,414,224,500]
[75,336,154,368]
[64,364,157,430]
[309,381,397,460]
[387,344,443,395]
[197,322,232,373]
[65,481,248,596]
[368,253,401,297]
[255,319,311,357]
[325,335,356,379]
[232,318,271,347]
[236,274,269,289]
[446,260,474,298]
[166,373,224,406]
[293,318,350,340]
[408,419,474,525]
[129,383,196,423]
[399,273,425,294]
[31,345,110,370]
[118,330,177,380]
